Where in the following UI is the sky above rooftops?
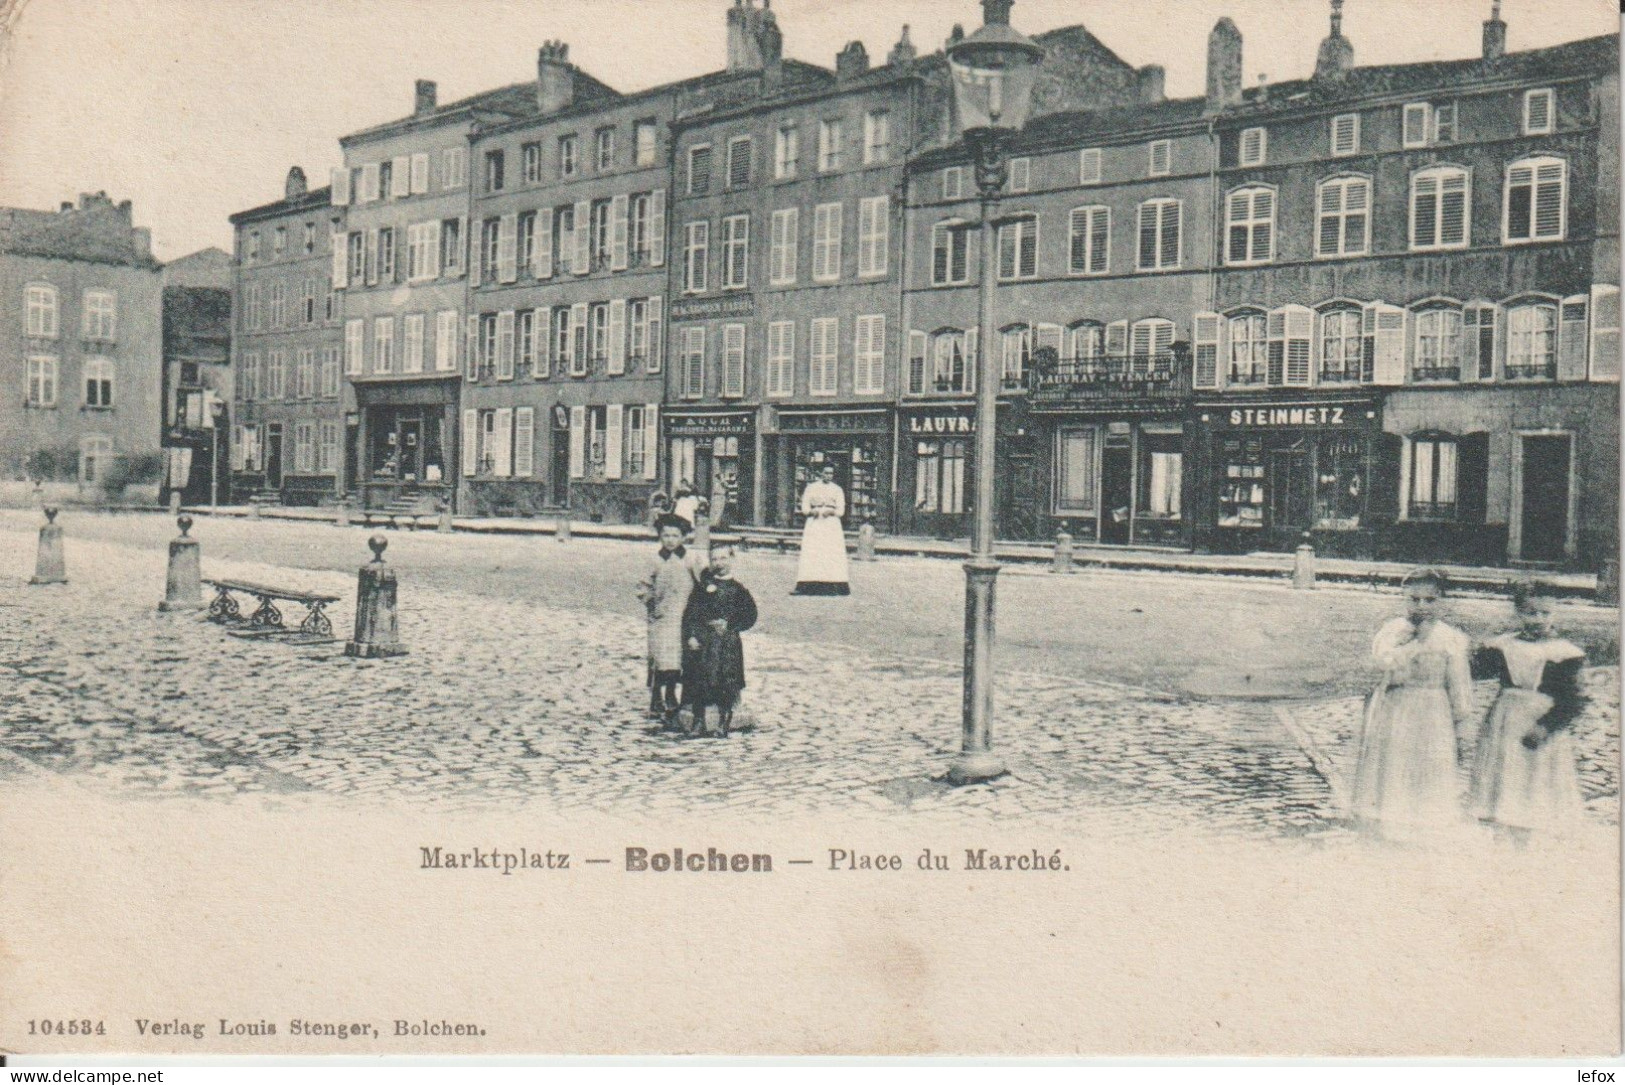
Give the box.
[0,0,1612,262]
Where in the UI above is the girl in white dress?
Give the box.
[1469,580,1589,840]
[1350,569,1475,839]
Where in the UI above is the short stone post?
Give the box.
[1293,532,1316,590]
[1052,527,1074,574]
[335,502,350,529]
[158,515,203,612]
[855,521,877,562]
[555,512,572,543]
[29,507,66,585]
[168,490,182,515]
[345,534,407,659]
[437,503,453,534]
[248,500,261,519]
[1598,558,1619,606]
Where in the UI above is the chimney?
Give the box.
[836,40,869,82]
[1205,18,1242,113]
[982,0,1015,26]
[285,166,308,200]
[1314,0,1354,81]
[1137,64,1166,104]
[116,199,134,222]
[1255,73,1270,105]
[1483,0,1507,61]
[59,201,73,213]
[726,0,766,72]
[888,24,917,68]
[536,41,575,114]
[414,79,438,116]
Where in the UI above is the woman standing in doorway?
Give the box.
[1350,568,1475,839]
[792,464,851,596]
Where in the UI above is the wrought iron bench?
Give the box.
[204,578,341,644]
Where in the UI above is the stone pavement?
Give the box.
[0,523,1615,841]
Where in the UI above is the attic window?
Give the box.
[1239,128,1266,167]
[1008,157,1031,193]
[1330,113,1360,157]
[1523,88,1555,135]
[1079,148,1102,185]
[1147,139,1171,177]
[942,166,964,201]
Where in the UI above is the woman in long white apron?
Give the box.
[792,465,851,596]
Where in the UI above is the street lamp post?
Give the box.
[945,0,1044,786]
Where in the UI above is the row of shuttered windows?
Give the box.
[461,404,659,483]
[231,421,339,475]
[238,348,343,401]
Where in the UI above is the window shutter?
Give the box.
[611,194,630,271]
[1105,320,1128,357]
[1192,312,1223,389]
[1463,304,1497,382]
[497,214,518,283]
[1366,303,1407,385]
[1402,104,1429,147]
[514,407,536,477]
[491,408,513,477]
[643,404,660,481]
[461,409,478,476]
[391,156,410,198]
[496,310,516,379]
[331,232,348,289]
[724,323,747,397]
[965,327,979,392]
[1590,284,1620,381]
[647,296,664,373]
[608,299,627,375]
[570,302,589,375]
[360,162,379,203]
[908,330,928,395]
[560,307,575,373]
[331,167,351,206]
[1036,322,1063,362]
[410,153,429,194]
[568,406,586,478]
[1282,305,1314,386]
[649,189,667,267]
[1557,295,1589,381]
[472,226,485,288]
[605,404,624,480]
[465,315,479,380]
[365,229,379,285]
[535,307,552,378]
[572,199,590,275]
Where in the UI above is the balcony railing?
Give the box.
[1029,352,1190,406]
[1412,365,1461,382]
[1504,362,1557,381]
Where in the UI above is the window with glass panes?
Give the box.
[775,125,799,178]
[1413,309,1463,380]
[1505,156,1566,243]
[1317,176,1370,257]
[1226,187,1274,265]
[1318,309,1364,382]
[997,217,1037,281]
[1227,313,1267,384]
[558,135,578,178]
[1411,166,1469,250]
[1507,303,1557,378]
[722,214,750,289]
[932,221,971,285]
[82,290,116,340]
[916,439,967,514]
[1068,206,1109,275]
[1408,435,1459,519]
[933,330,970,393]
[818,119,843,172]
[596,128,615,172]
[522,142,542,183]
[1068,322,1103,363]
[864,110,890,164]
[684,221,709,293]
[25,284,58,338]
[1137,199,1181,271]
[26,356,57,406]
[1001,325,1031,386]
[634,121,658,166]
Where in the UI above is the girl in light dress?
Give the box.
[1351,569,1475,839]
[1468,580,1589,841]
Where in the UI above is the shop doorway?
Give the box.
[551,413,571,506]
[1518,435,1572,563]
[1268,441,1311,531]
[264,423,284,491]
[1099,436,1133,545]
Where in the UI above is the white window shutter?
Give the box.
[498,213,518,283]
[647,296,664,373]
[573,199,590,275]
[1590,284,1620,381]
[1105,320,1128,356]
[535,208,554,278]
[331,167,351,206]
[1367,303,1408,385]
[492,408,513,477]
[497,310,516,379]
[608,299,627,374]
[365,229,379,285]
[649,189,667,266]
[643,404,660,481]
[1557,295,1589,381]
[560,307,575,370]
[514,407,536,476]
[605,404,624,480]
[1192,312,1223,389]
[611,194,630,271]
[535,307,552,378]
[469,229,482,287]
[391,156,410,198]
[465,315,479,379]
[1282,304,1314,386]
[570,302,589,374]
[568,405,586,478]
[331,232,348,289]
[461,409,478,476]
[410,153,429,194]
[360,162,380,203]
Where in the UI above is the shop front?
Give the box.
[893,404,1044,540]
[1190,396,1383,556]
[666,409,757,529]
[764,408,893,530]
[354,378,459,512]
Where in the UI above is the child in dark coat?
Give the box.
[681,545,758,737]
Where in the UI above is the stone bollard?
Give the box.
[248,501,260,519]
[437,506,453,534]
[29,507,66,585]
[345,535,408,659]
[1598,558,1620,606]
[168,490,182,515]
[158,515,203,612]
[335,502,350,529]
[1293,533,1316,590]
[555,513,572,543]
[855,521,877,562]
[1052,529,1074,574]
[693,513,711,555]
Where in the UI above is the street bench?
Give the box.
[204,578,341,644]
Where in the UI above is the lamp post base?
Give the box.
[947,750,1008,786]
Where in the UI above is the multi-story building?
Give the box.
[229,167,345,505]
[460,45,797,523]
[1,191,164,501]
[160,247,232,505]
[335,69,615,513]
[670,0,1163,530]
[1190,3,1619,568]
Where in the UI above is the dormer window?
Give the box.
[1523,88,1555,135]
[1148,139,1171,177]
[1239,127,1266,167]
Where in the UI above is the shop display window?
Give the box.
[1217,437,1266,528]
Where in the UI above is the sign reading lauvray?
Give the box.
[669,295,756,322]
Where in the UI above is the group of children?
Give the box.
[1353,570,1593,843]
[637,513,759,738]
